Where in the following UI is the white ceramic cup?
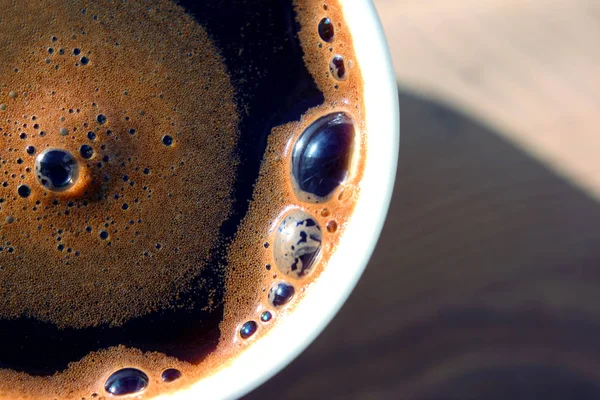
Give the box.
[159,1,399,398]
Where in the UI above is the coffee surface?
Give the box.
[0,0,365,398]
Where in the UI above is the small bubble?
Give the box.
[8,91,17,99]
[329,55,348,81]
[51,36,58,42]
[129,128,136,135]
[99,230,109,240]
[73,48,81,56]
[161,369,182,383]
[58,48,65,55]
[48,47,54,54]
[26,146,35,155]
[122,203,129,210]
[6,216,14,224]
[104,368,148,396]
[96,114,107,124]
[260,311,272,323]
[162,135,173,146]
[79,144,94,159]
[240,320,258,339]
[80,56,89,65]
[57,244,65,251]
[17,185,31,198]
[326,220,338,233]
[19,133,27,139]
[0,104,6,111]
[268,282,295,307]
[143,168,150,175]
[87,131,96,141]
[318,18,335,42]
[59,127,69,136]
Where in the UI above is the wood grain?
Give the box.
[244,1,600,398]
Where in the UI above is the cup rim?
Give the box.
[159,1,399,398]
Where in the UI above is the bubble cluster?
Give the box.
[221,4,366,396]
[0,0,249,395]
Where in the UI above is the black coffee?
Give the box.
[0,0,365,397]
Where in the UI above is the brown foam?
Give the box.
[0,0,366,398]
[0,0,238,329]
[218,0,367,378]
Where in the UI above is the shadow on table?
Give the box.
[244,86,600,400]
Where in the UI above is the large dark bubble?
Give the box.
[292,112,354,200]
[35,149,79,191]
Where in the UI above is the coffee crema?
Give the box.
[0,0,365,398]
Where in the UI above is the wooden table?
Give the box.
[245,1,600,398]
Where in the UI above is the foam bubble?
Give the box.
[318,17,335,42]
[270,283,294,308]
[104,368,148,396]
[273,210,322,279]
[161,368,183,383]
[329,55,348,81]
[240,320,259,339]
[35,149,79,191]
[260,311,273,322]
[291,112,355,201]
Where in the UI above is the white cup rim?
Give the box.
[159,1,399,398]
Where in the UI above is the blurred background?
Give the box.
[246,0,600,398]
